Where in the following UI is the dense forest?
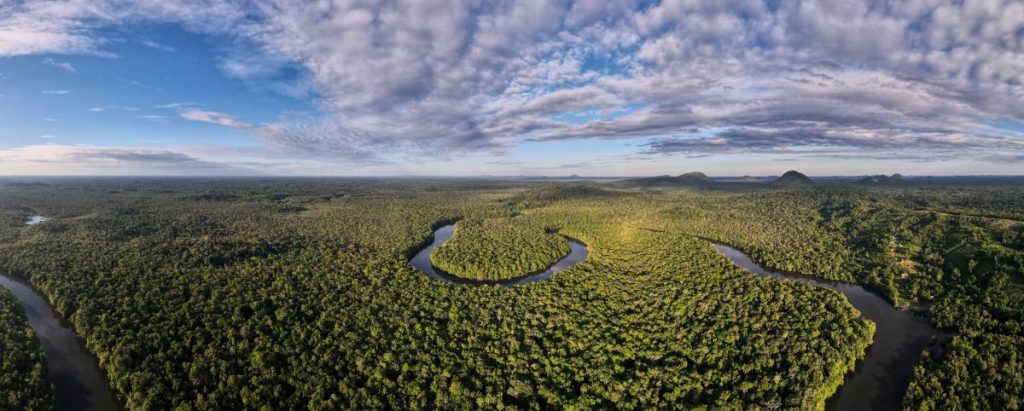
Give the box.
[0,286,55,410]
[0,177,1021,409]
[649,186,1024,409]
[432,217,570,281]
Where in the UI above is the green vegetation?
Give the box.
[647,185,1024,410]
[0,178,876,409]
[905,333,1023,410]
[431,217,570,281]
[0,286,55,410]
[0,177,1020,409]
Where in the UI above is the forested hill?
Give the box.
[616,171,757,189]
[616,172,715,187]
[617,170,816,189]
[769,171,814,188]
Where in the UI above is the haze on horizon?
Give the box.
[1,0,1022,177]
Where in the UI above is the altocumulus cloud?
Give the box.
[1,0,1023,163]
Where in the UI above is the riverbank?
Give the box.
[410,223,589,285]
[0,274,120,411]
[712,242,942,411]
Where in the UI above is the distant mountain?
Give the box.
[770,170,813,188]
[618,172,717,188]
[618,170,819,189]
[676,172,713,184]
[858,174,903,185]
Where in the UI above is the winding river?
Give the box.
[410,224,588,285]
[2,216,936,410]
[712,243,941,411]
[413,223,943,408]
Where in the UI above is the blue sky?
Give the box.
[1,0,1022,176]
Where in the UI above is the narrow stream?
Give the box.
[410,224,588,285]
[712,243,940,411]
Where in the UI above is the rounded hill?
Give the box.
[771,170,813,188]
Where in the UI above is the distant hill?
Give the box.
[676,172,714,184]
[858,174,903,185]
[613,172,1024,190]
[618,171,816,189]
[618,172,717,188]
[770,170,813,188]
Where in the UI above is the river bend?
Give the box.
[712,243,940,411]
[4,216,938,409]
[410,224,588,285]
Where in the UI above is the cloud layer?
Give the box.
[2,0,1023,165]
[0,144,253,175]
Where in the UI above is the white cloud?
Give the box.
[0,0,1022,166]
[137,115,169,121]
[0,143,396,176]
[42,57,75,72]
[180,109,251,128]
[139,39,176,52]
[41,89,70,95]
[0,144,255,175]
[0,0,246,57]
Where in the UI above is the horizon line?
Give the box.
[2,174,1024,179]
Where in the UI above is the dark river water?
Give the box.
[0,274,121,410]
[410,224,588,285]
[712,243,940,411]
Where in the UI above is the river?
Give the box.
[410,223,588,285]
[412,223,941,408]
[0,274,121,411]
[5,216,935,410]
[712,243,940,411]
[4,216,942,409]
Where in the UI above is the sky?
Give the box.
[0,0,1023,176]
